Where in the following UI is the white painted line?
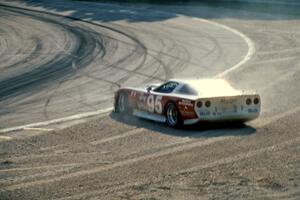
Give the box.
[190,17,255,78]
[0,161,111,173]
[23,127,54,132]
[256,105,300,128]
[90,128,144,145]
[178,135,300,175]
[0,107,113,134]
[0,135,13,141]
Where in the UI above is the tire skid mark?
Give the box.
[0,4,154,131]
[112,23,193,67]
[0,36,44,70]
[43,78,73,120]
[43,30,111,118]
[259,59,300,93]
[146,52,172,80]
[0,15,44,73]
[227,26,300,121]
[119,25,190,81]
[0,5,149,102]
[104,35,149,85]
[189,17,256,78]
[77,21,150,88]
[0,8,100,102]
[148,35,175,80]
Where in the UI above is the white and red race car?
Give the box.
[114,79,260,128]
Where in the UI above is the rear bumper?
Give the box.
[184,113,259,125]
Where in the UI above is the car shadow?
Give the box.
[110,112,256,138]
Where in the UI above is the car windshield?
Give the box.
[154,81,179,93]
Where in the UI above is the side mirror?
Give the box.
[146,86,152,93]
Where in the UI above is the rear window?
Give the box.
[177,84,197,95]
[176,80,239,97]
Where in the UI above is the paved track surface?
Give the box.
[0,0,300,199]
[0,1,247,129]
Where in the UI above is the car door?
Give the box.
[137,81,179,115]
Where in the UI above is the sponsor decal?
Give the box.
[178,99,193,107]
[220,98,236,104]
[248,108,258,113]
[181,110,195,115]
[139,94,147,102]
[199,111,210,116]
[130,91,137,97]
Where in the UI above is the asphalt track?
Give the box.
[1,0,300,199]
[0,0,249,130]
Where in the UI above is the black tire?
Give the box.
[165,102,183,128]
[116,93,131,114]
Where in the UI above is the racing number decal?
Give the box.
[155,96,163,114]
[147,95,162,114]
[147,95,155,112]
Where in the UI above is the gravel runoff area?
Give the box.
[1,0,300,199]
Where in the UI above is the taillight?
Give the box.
[197,101,203,108]
[246,98,251,105]
[254,98,259,104]
[205,101,211,107]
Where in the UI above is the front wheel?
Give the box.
[165,102,182,128]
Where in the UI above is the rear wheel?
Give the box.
[166,102,182,128]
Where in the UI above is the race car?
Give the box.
[114,79,260,128]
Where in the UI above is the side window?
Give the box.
[154,81,179,93]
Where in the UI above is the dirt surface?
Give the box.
[1,112,300,199]
[0,0,300,199]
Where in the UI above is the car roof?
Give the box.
[169,78,229,86]
[169,78,239,97]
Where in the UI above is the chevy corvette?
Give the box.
[114,79,260,128]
